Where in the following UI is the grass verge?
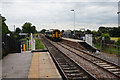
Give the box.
[35,39,44,49]
[94,43,119,55]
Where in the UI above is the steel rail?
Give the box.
[58,42,120,79]
[40,35,97,80]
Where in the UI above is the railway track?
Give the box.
[40,35,96,80]
[57,42,120,79]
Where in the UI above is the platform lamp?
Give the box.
[71,9,75,37]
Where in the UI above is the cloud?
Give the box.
[1,0,120,2]
[1,0,118,31]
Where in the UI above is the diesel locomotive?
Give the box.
[45,29,61,42]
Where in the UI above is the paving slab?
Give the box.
[39,52,61,79]
[62,37,84,42]
[28,52,62,79]
[2,51,33,78]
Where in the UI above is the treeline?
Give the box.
[78,26,120,37]
[1,16,11,35]
[1,15,37,40]
[1,15,120,39]
[98,26,120,37]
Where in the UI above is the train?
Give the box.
[45,29,62,42]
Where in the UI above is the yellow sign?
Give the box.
[23,44,26,51]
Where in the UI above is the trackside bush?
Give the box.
[115,38,120,45]
[101,33,110,40]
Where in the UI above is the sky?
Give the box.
[0,0,120,31]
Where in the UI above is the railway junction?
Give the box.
[1,34,120,80]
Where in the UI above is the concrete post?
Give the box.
[31,33,35,50]
[33,40,35,50]
[85,34,92,46]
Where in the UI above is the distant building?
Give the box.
[74,32,85,39]
[63,30,72,38]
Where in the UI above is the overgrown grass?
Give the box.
[35,39,44,49]
[94,43,101,50]
[103,46,119,54]
[94,43,119,55]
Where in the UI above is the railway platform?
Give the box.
[28,52,61,79]
[62,37,97,52]
[2,51,62,79]
[62,37,120,67]
[62,37,84,43]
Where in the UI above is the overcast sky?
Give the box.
[0,0,119,31]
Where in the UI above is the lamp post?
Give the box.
[71,10,75,36]
[117,12,120,14]
[14,25,15,32]
[117,8,120,65]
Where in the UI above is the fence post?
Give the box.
[100,40,102,52]
[118,46,120,66]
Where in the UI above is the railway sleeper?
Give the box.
[67,73,85,77]
[105,68,120,72]
[61,65,71,67]
[59,63,69,65]
[68,76,88,80]
[56,58,63,60]
[60,65,71,67]
[92,60,103,63]
[64,70,80,73]
[61,64,75,67]
[64,68,78,71]
[111,70,120,74]
[100,64,111,67]
[96,62,107,65]
[113,71,120,74]
[103,66,116,69]
[107,68,120,71]
[63,67,77,70]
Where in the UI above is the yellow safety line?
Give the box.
[28,52,39,78]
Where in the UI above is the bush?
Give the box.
[115,38,120,45]
[101,33,110,40]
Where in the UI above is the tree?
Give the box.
[31,26,37,34]
[15,27,21,34]
[21,22,37,34]
[91,30,97,37]
[98,26,108,33]
[1,15,10,35]
[98,26,120,37]
[85,29,91,34]
[61,30,64,33]
[40,29,46,34]
[115,38,120,45]
[101,33,110,40]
